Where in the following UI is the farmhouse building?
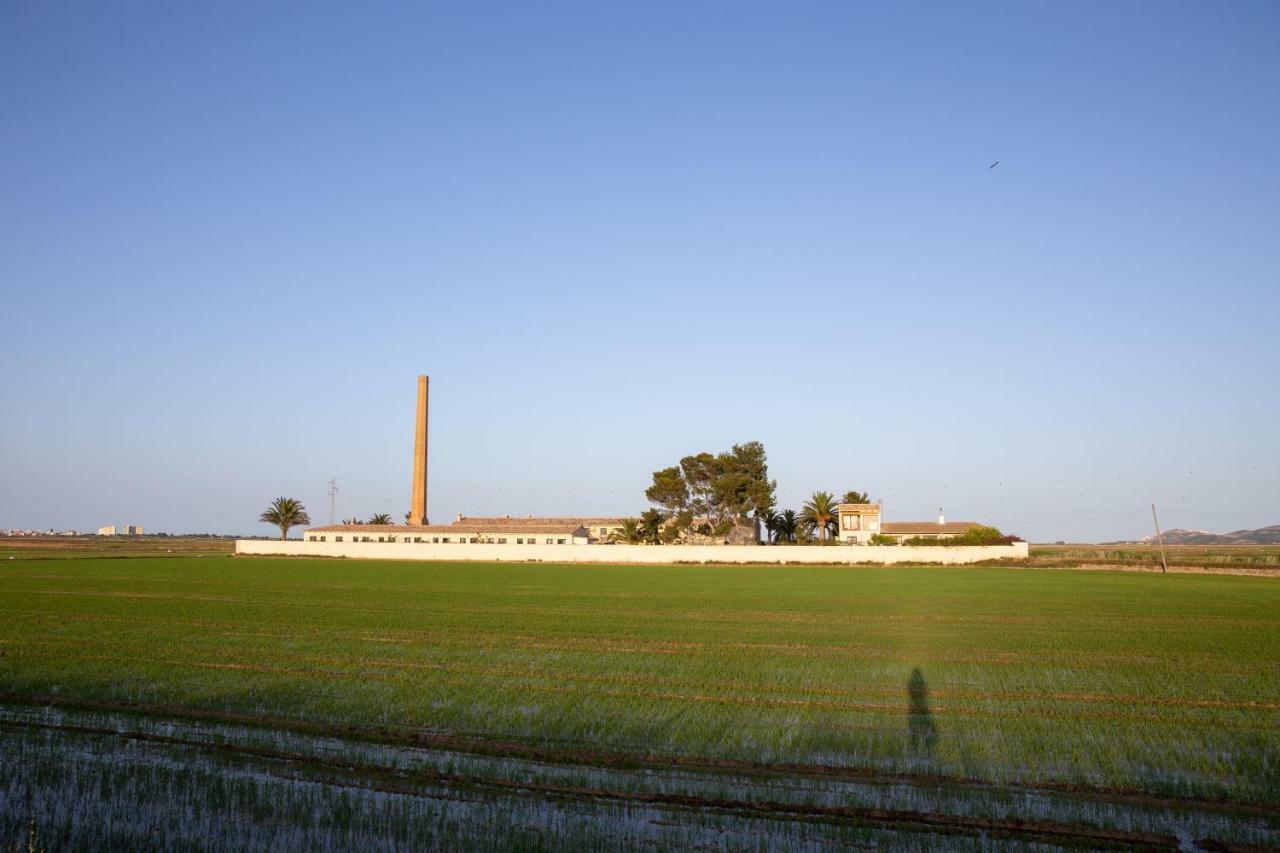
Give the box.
[297,377,995,549]
[452,515,629,543]
[305,522,591,545]
[836,503,982,544]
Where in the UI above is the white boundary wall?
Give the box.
[235,540,1029,565]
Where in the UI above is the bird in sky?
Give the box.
[989,161,1000,169]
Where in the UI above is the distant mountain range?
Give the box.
[1122,524,1280,546]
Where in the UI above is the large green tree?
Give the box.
[259,497,311,541]
[644,442,776,539]
[800,491,840,543]
[645,467,689,514]
[638,509,667,544]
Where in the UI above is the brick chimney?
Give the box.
[408,375,429,525]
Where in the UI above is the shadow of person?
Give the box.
[907,667,938,756]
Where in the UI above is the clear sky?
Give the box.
[2,2,1277,542]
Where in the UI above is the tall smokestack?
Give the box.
[408,375,429,525]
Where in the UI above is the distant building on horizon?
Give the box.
[97,524,144,536]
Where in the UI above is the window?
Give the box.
[335,536,343,543]
[442,537,450,543]
[842,515,860,531]
[557,538,566,545]
[545,538,553,545]
[413,537,422,543]
[516,538,523,544]
[320,536,326,542]
[498,538,507,544]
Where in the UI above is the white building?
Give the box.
[98,524,144,536]
[452,515,629,542]
[836,503,982,544]
[305,521,592,546]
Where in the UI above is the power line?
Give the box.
[1160,509,1280,517]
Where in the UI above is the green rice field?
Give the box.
[2,555,1278,849]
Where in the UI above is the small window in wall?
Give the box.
[557,538,566,545]
[335,536,343,542]
[442,537,450,543]
[516,538,523,544]
[498,538,507,544]
[545,538,553,545]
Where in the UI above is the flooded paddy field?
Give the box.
[2,556,1278,848]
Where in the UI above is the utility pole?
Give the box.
[328,478,339,525]
[1151,504,1168,574]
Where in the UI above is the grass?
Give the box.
[1028,543,1280,573]
[2,555,1278,847]
[0,536,235,560]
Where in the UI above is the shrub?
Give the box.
[869,534,898,546]
[901,526,1022,547]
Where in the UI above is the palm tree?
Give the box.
[367,513,394,525]
[759,510,781,543]
[773,509,798,544]
[260,497,311,541]
[341,517,362,526]
[841,490,871,505]
[610,519,645,544]
[800,491,839,543]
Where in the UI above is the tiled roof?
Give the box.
[451,516,627,528]
[881,521,981,535]
[307,523,586,535]
[307,524,455,533]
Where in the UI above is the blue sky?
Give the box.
[2,2,1277,541]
